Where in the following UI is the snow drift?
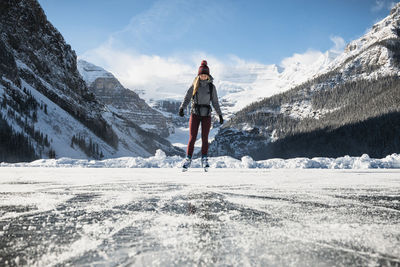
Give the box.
[1,150,400,169]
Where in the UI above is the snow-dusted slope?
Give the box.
[0,0,183,162]
[284,3,400,121]
[326,5,400,78]
[218,3,400,117]
[249,5,400,123]
[215,51,339,116]
[0,0,117,160]
[78,60,172,137]
[210,3,400,160]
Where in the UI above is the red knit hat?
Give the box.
[198,60,210,75]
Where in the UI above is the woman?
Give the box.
[179,60,223,171]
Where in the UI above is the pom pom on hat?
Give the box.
[198,60,210,75]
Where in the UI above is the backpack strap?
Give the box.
[194,90,200,115]
[209,82,213,102]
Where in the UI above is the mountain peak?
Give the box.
[390,2,400,16]
[344,11,398,53]
[77,59,115,86]
[323,3,400,76]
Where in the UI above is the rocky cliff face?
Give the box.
[78,60,172,137]
[210,3,400,160]
[0,0,182,162]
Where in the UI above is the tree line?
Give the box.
[213,72,400,159]
[71,134,104,159]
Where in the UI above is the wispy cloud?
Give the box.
[371,0,397,12]
[107,0,230,53]
[372,0,385,12]
[390,2,398,8]
[330,35,346,53]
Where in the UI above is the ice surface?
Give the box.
[0,168,399,266]
[2,151,400,169]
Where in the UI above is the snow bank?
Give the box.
[2,150,400,169]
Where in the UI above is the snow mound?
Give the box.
[2,151,400,169]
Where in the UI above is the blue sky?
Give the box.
[37,0,398,96]
[39,0,396,64]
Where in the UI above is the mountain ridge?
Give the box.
[0,0,183,162]
[210,3,400,160]
[78,60,172,137]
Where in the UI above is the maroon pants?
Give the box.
[187,114,211,157]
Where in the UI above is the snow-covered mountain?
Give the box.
[77,60,172,137]
[141,47,339,154]
[214,51,340,117]
[210,3,400,160]
[140,50,339,121]
[0,0,182,162]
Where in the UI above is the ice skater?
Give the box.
[179,60,223,171]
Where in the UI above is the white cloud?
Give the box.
[81,34,345,101]
[81,44,194,99]
[330,36,346,53]
[280,50,324,69]
[81,44,265,100]
[279,36,345,70]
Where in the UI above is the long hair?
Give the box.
[192,76,200,97]
[192,75,211,97]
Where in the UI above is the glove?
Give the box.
[219,115,224,124]
[179,108,184,117]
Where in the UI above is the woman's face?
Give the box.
[199,74,208,80]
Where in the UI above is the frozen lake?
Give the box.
[0,168,399,266]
